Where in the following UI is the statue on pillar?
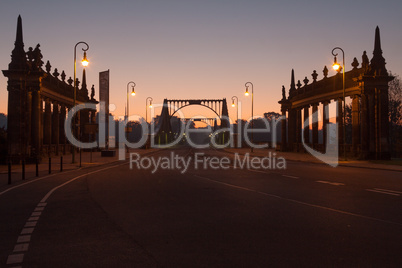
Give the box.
[282,85,286,100]
[33,44,44,70]
[91,85,95,100]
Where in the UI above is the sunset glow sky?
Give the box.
[1,0,402,122]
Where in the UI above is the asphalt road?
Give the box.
[0,148,401,267]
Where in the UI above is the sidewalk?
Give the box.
[0,149,159,188]
[224,148,402,172]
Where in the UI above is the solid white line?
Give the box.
[316,180,345,186]
[193,174,402,226]
[374,188,402,194]
[0,168,81,197]
[40,162,127,203]
[366,189,400,196]
[282,175,299,179]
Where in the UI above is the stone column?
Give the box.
[52,102,60,155]
[322,101,329,150]
[59,104,66,145]
[43,98,52,145]
[288,108,296,151]
[80,109,89,142]
[31,89,41,157]
[352,95,360,156]
[303,106,310,144]
[25,90,32,149]
[281,107,287,151]
[378,85,390,159]
[39,99,43,150]
[360,93,369,159]
[312,103,319,148]
[296,108,302,151]
[368,92,376,158]
[336,98,344,153]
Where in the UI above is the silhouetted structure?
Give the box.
[2,16,98,162]
[279,27,393,160]
[154,99,229,144]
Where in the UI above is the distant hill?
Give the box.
[0,113,7,129]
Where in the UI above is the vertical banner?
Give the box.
[99,70,110,149]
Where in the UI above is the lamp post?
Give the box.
[146,97,153,123]
[126,81,135,153]
[332,47,346,160]
[73,41,89,163]
[231,95,238,125]
[245,82,254,153]
[126,81,136,121]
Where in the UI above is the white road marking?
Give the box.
[374,188,402,194]
[316,180,345,186]
[6,161,128,267]
[17,235,30,243]
[366,189,400,196]
[20,228,34,235]
[193,174,402,226]
[282,175,299,179]
[6,254,24,265]
[13,243,29,252]
[24,221,37,227]
[0,168,82,197]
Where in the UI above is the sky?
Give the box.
[1,0,402,123]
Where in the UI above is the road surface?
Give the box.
[1,148,401,267]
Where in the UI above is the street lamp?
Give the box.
[245,82,254,153]
[146,97,153,123]
[73,41,89,163]
[126,81,136,121]
[231,96,238,125]
[332,47,346,160]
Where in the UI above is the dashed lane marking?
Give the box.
[5,161,127,267]
[316,180,345,186]
[282,175,299,179]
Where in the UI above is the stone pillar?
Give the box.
[322,101,329,150]
[59,104,66,145]
[378,85,390,159]
[303,106,310,144]
[39,99,43,150]
[52,102,60,154]
[31,89,41,157]
[336,98,344,153]
[360,93,369,159]
[312,103,319,148]
[281,107,287,151]
[367,92,376,158]
[288,108,296,151]
[43,98,52,145]
[352,95,360,156]
[25,90,32,148]
[296,108,302,151]
[80,109,89,142]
